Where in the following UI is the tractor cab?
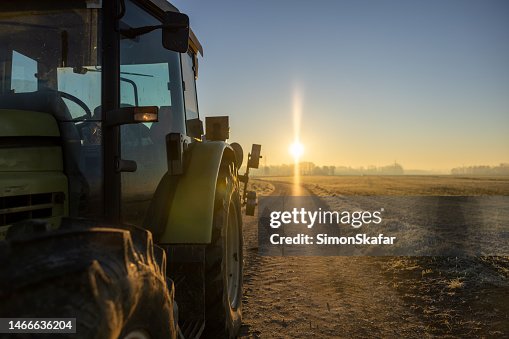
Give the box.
[0,0,203,235]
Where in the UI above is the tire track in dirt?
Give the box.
[240,181,425,338]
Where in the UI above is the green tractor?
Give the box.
[0,0,260,338]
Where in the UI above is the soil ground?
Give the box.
[239,176,509,338]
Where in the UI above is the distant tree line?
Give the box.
[247,162,509,177]
[451,163,509,176]
[257,162,404,176]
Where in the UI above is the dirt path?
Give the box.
[239,179,509,338]
[239,182,426,338]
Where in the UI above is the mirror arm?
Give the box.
[120,23,188,39]
[120,25,162,39]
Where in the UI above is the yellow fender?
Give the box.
[158,140,235,244]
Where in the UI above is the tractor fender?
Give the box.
[158,141,236,244]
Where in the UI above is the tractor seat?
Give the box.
[0,90,73,121]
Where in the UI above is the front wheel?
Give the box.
[203,163,243,338]
[0,223,177,339]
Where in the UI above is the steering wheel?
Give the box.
[58,91,92,120]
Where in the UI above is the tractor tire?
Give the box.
[0,223,176,339]
[203,163,243,338]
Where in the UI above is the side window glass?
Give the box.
[120,63,171,108]
[119,0,186,227]
[182,52,199,121]
[57,67,102,120]
[11,51,37,93]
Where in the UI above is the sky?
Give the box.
[171,0,509,170]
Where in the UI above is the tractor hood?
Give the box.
[0,109,63,172]
[0,109,68,239]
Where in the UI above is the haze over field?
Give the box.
[250,162,509,176]
[173,0,509,170]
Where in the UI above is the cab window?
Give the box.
[11,51,37,93]
[182,51,199,121]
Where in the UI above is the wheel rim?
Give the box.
[123,330,150,339]
[226,200,241,309]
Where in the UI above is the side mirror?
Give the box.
[248,144,262,169]
[162,11,190,52]
[120,11,189,53]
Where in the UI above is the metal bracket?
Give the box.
[166,133,189,176]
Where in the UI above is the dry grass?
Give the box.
[261,175,509,196]
[447,278,464,289]
[246,179,275,196]
[380,256,509,336]
[257,175,509,336]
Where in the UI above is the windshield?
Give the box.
[0,1,103,219]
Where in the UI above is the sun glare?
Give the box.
[292,84,303,195]
[290,141,304,161]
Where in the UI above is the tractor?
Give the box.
[0,0,260,338]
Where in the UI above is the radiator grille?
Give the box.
[0,192,65,226]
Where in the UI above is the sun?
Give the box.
[289,141,304,161]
